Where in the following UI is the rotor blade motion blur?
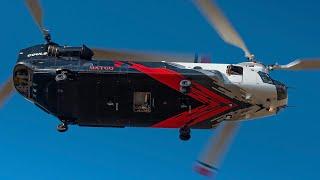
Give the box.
[0,78,14,108]
[92,48,196,63]
[270,59,320,70]
[195,121,239,176]
[193,0,252,59]
[25,0,52,42]
[25,0,44,31]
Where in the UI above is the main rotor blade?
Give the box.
[270,59,320,70]
[195,121,239,176]
[193,0,252,59]
[0,77,14,108]
[25,0,44,31]
[92,48,196,63]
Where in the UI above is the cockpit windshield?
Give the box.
[258,71,274,84]
[258,71,287,100]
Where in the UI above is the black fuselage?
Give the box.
[13,44,248,129]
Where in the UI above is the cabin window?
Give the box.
[226,65,243,75]
[133,92,152,113]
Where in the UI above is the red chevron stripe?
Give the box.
[130,63,237,128]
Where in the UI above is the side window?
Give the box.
[226,65,243,75]
[133,92,152,113]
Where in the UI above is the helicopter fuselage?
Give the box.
[13,45,288,129]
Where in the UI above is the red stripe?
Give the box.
[130,63,185,92]
[129,63,237,128]
[114,61,124,68]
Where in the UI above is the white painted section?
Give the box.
[171,61,288,122]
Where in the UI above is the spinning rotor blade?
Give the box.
[0,77,14,108]
[25,0,44,32]
[270,59,320,70]
[195,121,239,176]
[92,48,195,63]
[193,0,253,59]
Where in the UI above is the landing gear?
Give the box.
[57,123,68,133]
[179,126,191,141]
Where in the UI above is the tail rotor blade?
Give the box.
[0,77,14,108]
[193,0,253,60]
[195,121,239,176]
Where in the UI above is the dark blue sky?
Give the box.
[1,0,320,179]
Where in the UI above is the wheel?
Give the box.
[179,126,191,141]
[55,73,67,82]
[57,123,68,132]
[179,134,191,141]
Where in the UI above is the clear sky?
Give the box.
[1,0,320,179]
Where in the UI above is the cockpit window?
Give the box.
[226,65,243,75]
[258,71,274,84]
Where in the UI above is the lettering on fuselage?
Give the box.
[27,52,48,58]
[89,65,114,71]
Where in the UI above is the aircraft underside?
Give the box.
[29,61,252,129]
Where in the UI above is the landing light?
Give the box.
[268,107,276,112]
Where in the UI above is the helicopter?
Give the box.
[1,0,320,177]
